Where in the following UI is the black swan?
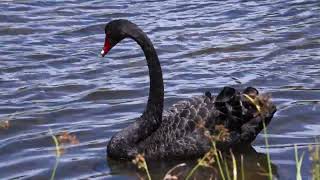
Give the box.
[101,19,276,160]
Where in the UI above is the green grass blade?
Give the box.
[241,155,245,180]
[221,152,231,180]
[230,150,237,180]
[49,128,60,180]
[50,157,60,180]
[143,160,152,180]
[294,144,305,180]
[262,121,272,180]
[49,128,61,158]
[212,142,226,180]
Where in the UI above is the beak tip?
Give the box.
[100,50,105,57]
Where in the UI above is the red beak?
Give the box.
[101,36,111,57]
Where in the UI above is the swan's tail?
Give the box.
[213,86,277,146]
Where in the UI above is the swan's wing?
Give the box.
[137,94,222,158]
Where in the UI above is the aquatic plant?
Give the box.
[262,121,272,180]
[131,139,320,180]
[240,155,245,180]
[49,129,61,180]
[132,154,152,180]
[185,142,217,180]
[309,140,320,180]
[294,144,305,180]
[184,125,232,180]
[163,163,186,180]
[49,129,79,180]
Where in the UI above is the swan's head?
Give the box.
[101,19,135,57]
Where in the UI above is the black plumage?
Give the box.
[101,20,276,160]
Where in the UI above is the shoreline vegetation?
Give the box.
[130,124,320,180]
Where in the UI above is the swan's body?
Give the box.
[101,20,276,160]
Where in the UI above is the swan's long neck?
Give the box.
[128,28,164,122]
[107,22,164,159]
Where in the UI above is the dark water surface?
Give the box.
[0,0,320,179]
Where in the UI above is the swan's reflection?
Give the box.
[107,145,278,180]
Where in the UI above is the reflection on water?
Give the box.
[0,0,319,179]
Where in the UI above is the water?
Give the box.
[0,0,319,179]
